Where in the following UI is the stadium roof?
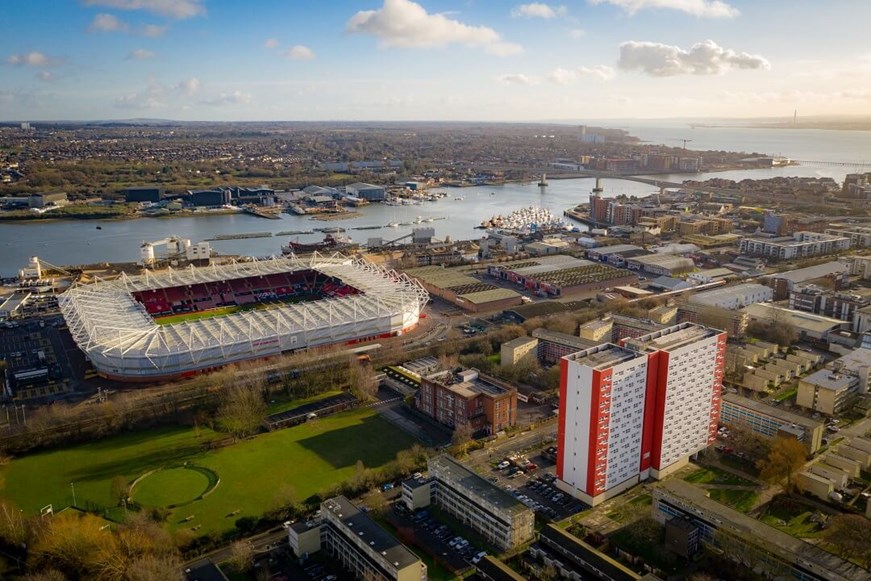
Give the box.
[59,254,427,379]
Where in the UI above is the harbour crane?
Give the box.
[671,138,694,150]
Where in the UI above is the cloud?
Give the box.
[548,65,615,83]
[115,80,166,109]
[569,28,585,39]
[200,91,254,106]
[578,65,616,80]
[6,52,60,67]
[141,24,167,37]
[588,0,738,18]
[82,0,205,19]
[285,45,315,61]
[89,13,129,32]
[347,0,522,56]
[37,71,54,81]
[264,38,279,49]
[176,77,201,96]
[511,3,567,19]
[126,49,156,60]
[618,39,769,76]
[498,73,534,85]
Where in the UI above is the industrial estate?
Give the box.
[2,120,871,581]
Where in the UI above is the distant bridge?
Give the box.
[790,160,871,170]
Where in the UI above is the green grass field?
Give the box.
[707,488,759,513]
[132,467,212,507]
[0,408,415,536]
[684,466,756,487]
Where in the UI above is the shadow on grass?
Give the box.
[296,414,411,470]
[64,443,209,482]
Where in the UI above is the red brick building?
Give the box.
[416,369,518,435]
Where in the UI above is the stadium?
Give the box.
[58,254,428,382]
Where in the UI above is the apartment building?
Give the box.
[556,323,726,505]
[428,455,534,551]
[739,232,851,261]
[416,369,517,435]
[289,496,426,581]
[623,324,726,479]
[557,344,651,506]
[720,393,825,453]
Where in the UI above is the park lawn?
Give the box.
[684,466,755,487]
[0,408,416,537]
[132,467,212,507]
[707,488,758,513]
[0,425,219,514]
[760,499,823,538]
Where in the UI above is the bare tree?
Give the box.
[215,385,266,441]
[824,514,871,569]
[110,476,129,506]
[225,540,254,574]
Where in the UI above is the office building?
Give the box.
[500,336,538,367]
[428,455,534,551]
[416,369,517,435]
[556,323,726,505]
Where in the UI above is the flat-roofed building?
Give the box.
[122,187,164,203]
[557,344,651,506]
[474,555,526,581]
[626,254,694,276]
[653,480,869,581]
[797,369,861,415]
[741,303,848,342]
[720,393,824,453]
[532,327,599,365]
[291,496,427,581]
[688,283,773,310]
[624,323,726,479]
[428,455,534,551]
[500,336,538,367]
[416,369,517,435]
[530,524,647,581]
[740,232,851,261]
[580,318,614,342]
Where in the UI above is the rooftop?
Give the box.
[588,244,644,256]
[625,323,719,353]
[741,303,846,335]
[801,369,858,392]
[722,393,823,430]
[428,369,514,399]
[322,496,420,570]
[428,455,530,517]
[659,480,869,581]
[564,343,647,371]
[766,261,849,284]
[502,335,539,349]
[532,328,599,350]
[689,283,772,304]
[459,288,522,305]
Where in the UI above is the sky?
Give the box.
[2,0,870,122]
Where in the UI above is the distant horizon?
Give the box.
[6,114,871,125]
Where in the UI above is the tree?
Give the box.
[348,357,378,402]
[226,540,254,574]
[215,385,266,440]
[451,422,474,455]
[824,514,871,569]
[110,475,129,506]
[756,436,806,491]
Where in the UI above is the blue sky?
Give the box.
[2,0,870,121]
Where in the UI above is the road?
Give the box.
[184,527,288,570]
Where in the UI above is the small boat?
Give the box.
[96,226,102,230]
[387,222,399,228]
[454,196,464,201]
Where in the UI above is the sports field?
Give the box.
[0,407,415,535]
[152,294,324,325]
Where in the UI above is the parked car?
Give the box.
[497,460,510,470]
[472,551,488,564]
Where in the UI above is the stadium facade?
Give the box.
[59,254,428,381]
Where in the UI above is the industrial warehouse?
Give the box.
[486,255,637,298]
[58,254,428,381]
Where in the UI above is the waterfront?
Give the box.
[1,125,868,276]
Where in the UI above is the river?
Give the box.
[2,125,869,276]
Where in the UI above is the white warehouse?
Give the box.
[688,283,774,310]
